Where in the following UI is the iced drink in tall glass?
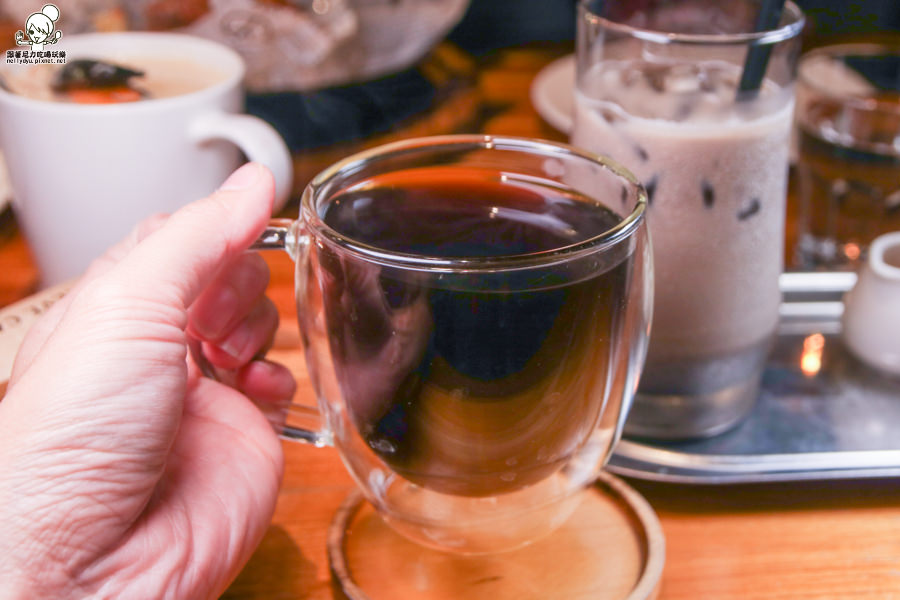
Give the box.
[572,0,805,438]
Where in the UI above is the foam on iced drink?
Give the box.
[573,59,793,390]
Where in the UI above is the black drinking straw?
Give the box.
[737,0,787,100]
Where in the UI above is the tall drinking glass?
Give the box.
[794,43,900,269]
[572,0,804,438]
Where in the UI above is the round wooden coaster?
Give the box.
[328,471,665,600]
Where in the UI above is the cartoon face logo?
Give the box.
[15,4,62,52]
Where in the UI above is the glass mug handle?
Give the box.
[188,218,332,447]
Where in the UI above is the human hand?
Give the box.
[0,163,294,599]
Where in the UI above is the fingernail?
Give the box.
[220,163,261,191]
[191,285,239,340]
[219,325,250,361]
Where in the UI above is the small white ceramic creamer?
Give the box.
[842,231,900,377]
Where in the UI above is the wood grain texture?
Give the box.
[327,472,664,600]
[3,41,900,599]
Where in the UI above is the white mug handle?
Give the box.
[189,112,294,212]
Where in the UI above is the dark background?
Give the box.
[447,0,900,55]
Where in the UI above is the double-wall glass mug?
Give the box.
[212,136,652,572]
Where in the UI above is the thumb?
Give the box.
[106,163,275,311]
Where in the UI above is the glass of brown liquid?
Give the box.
[246,136,651,563]
[794,43,900,270]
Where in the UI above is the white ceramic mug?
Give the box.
[0,32,293,285]
[842,231,900,377]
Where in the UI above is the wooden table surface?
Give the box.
[3,43,900,599]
